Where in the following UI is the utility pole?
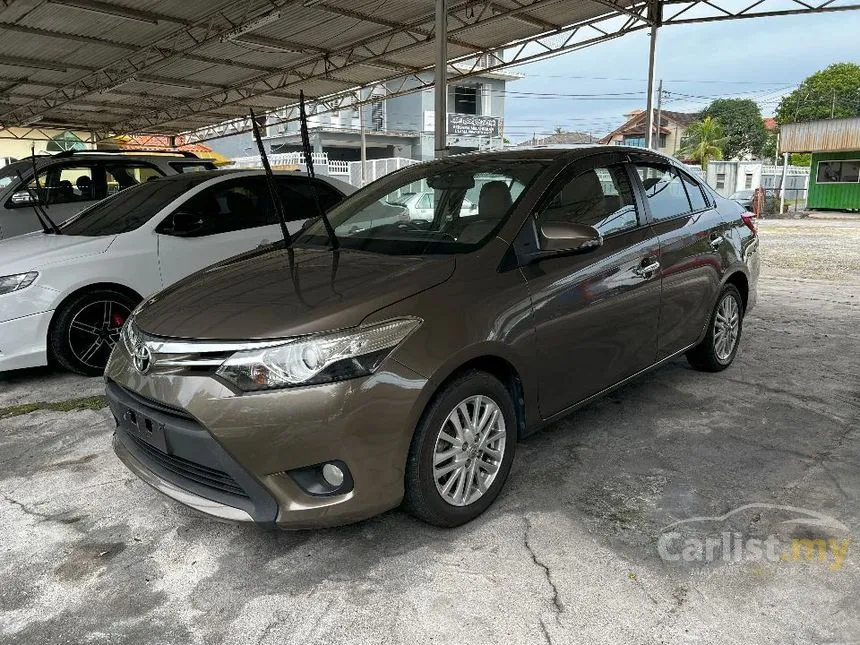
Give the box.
[643,0,661,150]
[831,88,836,118]
[434,0,448,158]
[655,80,663,152]
[359,94,367,187]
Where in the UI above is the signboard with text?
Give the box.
[423,111,502,137]
[447,113,500,137]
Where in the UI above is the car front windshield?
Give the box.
[59,176,207,236]
[294,159,547,255]
[731,190,754,199]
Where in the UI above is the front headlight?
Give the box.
[0,272,38,296]
[216,318,421,391]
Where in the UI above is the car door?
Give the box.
[629,158,725,359]
[521,153,662,419]
[156,176,282,288]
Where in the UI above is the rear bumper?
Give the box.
[0,310,52,372]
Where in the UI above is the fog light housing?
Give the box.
[287,460,353,496]
[322,463,344,488]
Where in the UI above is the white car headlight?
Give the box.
[216,318,421,391]
[0,272,38,296]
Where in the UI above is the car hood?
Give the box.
[134,247,455,340]
[0,231,115,272]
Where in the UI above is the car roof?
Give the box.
[428,144,675,166]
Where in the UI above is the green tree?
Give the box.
[775,62,860,124]
[701,98,767,159]
[679,116,725,168]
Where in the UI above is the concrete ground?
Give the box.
[1,217,858,644]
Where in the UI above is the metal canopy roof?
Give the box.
[1,0,858,142]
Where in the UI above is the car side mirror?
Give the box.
[10,190,36,206]
[538,222,602,254]
[169,210,205,237]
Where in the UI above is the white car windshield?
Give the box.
[59,175,210,236]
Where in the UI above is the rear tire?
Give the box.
[404,370,517,527]
[686,284,744,372]
[50,289,137,376]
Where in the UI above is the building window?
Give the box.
[371,96,385,131]
[454,86,479,115]
[744,173,754,189]
[622,134,666,148]
[816,160,860,183]
[716,173,726,190]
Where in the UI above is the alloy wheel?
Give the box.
[68,300,131,370]
[713,293,740,362]
[433,395,507,507]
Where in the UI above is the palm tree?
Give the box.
[679,116,725,168]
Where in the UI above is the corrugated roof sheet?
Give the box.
[780,118,860,153]
[0,0,639,136]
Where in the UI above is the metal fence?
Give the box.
[757,187,808,215]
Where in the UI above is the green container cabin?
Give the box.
[808,151,860,211]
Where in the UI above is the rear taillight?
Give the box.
[741,212,757,234]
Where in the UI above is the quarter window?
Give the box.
[538,164,639,236]
[635,164,692,221]
[679,172,708,211]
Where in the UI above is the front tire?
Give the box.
[50,289,137,376]
[686,284,744,372]
[404,370,517,527]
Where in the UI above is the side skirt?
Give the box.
[526,341,698,436]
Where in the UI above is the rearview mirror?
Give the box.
[538,222,602,254]
[427,172,475,190]
[10,190,35,206]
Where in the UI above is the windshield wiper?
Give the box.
[298,90,338,250]
[28,147,61,234]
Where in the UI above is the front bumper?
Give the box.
[0,310,53,372]
[105,345,428,528]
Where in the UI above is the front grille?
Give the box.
[126,431,249,499]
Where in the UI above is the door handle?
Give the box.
[633,260,660,278]
[709,235,724,249]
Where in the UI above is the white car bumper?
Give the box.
[0,310,53,371]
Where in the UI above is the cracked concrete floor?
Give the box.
[1,220,859,644]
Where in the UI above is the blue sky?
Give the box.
[503,11,860,142]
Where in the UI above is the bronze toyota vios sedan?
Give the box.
[106,147,759,528]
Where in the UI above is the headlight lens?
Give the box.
[216,318,421,391]
[0,272,38,296]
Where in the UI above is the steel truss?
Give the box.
[1,0,857,143]
[182,0,860,144]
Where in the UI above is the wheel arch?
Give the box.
[414,351,529,440]
[46,282,143,358]
[722,269,749,312]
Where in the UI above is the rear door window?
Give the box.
[276,177,344,222]
[105,163,164,196]
[634,164,692,221]
[175,177,270,234]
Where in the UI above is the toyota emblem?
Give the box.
[132,341,152,374]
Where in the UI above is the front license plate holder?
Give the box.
[119,405,169,453]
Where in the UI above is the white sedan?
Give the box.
[0,170,353,375]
